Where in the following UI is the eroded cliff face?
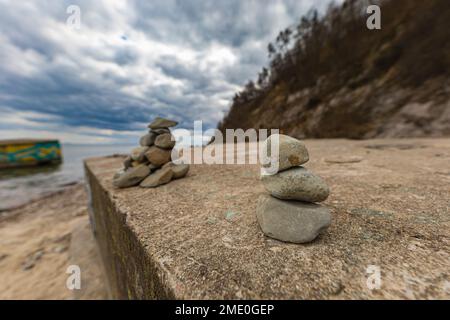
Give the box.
[221,76,450,139]
[219,0,450,139]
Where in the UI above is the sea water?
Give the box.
[0,144,133,211]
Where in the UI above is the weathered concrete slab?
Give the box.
[84,139,450,299]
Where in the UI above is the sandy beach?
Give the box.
[0,184,108,299]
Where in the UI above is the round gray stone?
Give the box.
[140,167,173,188]
[155,133,176,149]
[113,164,150,188]
[151,128,170,135]
[123,156,132,170]
[139,132,157,147]
[113,169,125,180]
[148,163,160,172]
[261,167,330,202]
[256,194,331,243]
[145,146,172,166]
[132,160,148,167]
[163,162,190,179]
[148,117,178,129]
[262,134,309,173]
[131,146,149,162]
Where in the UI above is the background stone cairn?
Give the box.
[113,117,189,188]
[257,134,331,243]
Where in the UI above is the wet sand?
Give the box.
[0,184,108,299]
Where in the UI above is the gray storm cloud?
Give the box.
[0,0,337,144]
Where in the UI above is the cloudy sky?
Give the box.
[0,0,338,144]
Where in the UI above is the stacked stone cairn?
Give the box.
[113,117,189,188]
[257,134,331,244]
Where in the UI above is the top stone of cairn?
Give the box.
[148,117,178,129]
[262,134,309,173]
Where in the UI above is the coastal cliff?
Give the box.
[219,0,450,139]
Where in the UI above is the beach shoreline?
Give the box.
[0,183,108,299]
[0,183,79,217]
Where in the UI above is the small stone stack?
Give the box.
[113,117,189,189]
[257,134,331,244]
